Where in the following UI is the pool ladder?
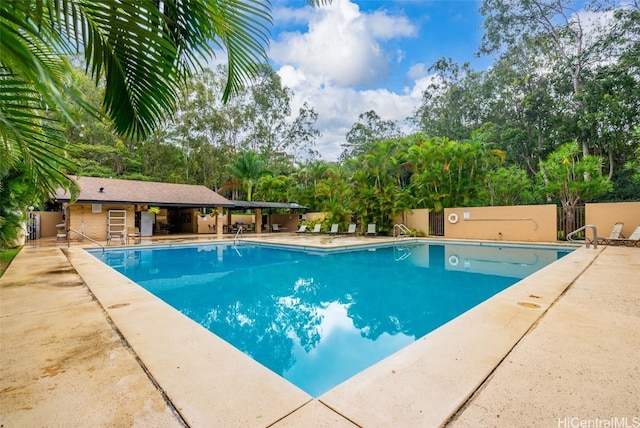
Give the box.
[393,223,412,239]
[567,224,598,248]
[393,224,412,261]
[233,226,243,246]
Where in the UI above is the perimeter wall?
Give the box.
[444,205,557,242]
[585,202,640,239]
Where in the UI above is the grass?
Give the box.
[0,248,20,278]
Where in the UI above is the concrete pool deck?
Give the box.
[1,235,639,427]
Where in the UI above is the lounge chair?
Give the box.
[312,224,321,233]
[296,224,307,233]
[127,227,141,244]
[272,224,281,232]
[365,223,377,236]
[329,223,339,234]
[610,225,640,246]
[107,231,125,245]
[346,223,356,234]
[598,222,624,245]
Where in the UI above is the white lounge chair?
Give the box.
[365,223,377,236]
[329,223,339,234]
[296,224,307,233]
[610,225,640,246]
[346,223,356,234]
[598,222,624,244]
[312,224,321,233]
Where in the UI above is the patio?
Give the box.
[1,235,638,426]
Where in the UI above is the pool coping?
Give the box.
[65,238,598,426]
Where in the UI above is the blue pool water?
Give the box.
[91,241,571,397]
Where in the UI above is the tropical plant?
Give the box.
[486,165,535,206]
[315,166,352,226]
[225,151,268,201]
[0,167,40,249]
[255,174,292,202]
[536,142,613,226]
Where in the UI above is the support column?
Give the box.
[216,207,223,237]
[255,208,262,234]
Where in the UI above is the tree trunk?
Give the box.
[608,148,614,181]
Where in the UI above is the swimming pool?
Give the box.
[91,241,571,397]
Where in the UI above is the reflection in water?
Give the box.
[93,243,570,397]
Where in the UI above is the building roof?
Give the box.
[231,200,308,210]
[55,176,234,207]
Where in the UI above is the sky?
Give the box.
[266,0,492,161]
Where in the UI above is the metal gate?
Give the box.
[429,210,445,236]
[26,211,40,241]
[557,206,585,240]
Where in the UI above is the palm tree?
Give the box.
[1,0,328,193]
[225,151,267,201]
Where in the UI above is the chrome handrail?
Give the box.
[567,224,598,249]
[393,223,412,239]
[233,226,243,246]
[67,229,105,251]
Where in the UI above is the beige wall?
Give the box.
[444,205,557,242]
[585,202,640,239]
[271,213,299,231]
[197,214,219,233]
[68,203,135,240]
[305,212,326,222]
[36,211,64,238]
[393,209,429,235]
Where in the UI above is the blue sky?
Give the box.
[264,0,491,160]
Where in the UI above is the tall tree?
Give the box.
[479,0,616,157]
[412,59,486,142]
[340,110,402,161]
[243,65,321,164]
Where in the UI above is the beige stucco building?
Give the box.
[54,176,234,241]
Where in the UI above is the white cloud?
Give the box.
[270,0,426,161]
[270,0,416,87]
[280,67,423,160]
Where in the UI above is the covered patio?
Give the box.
[224,200,308,234]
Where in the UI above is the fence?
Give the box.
[557,206,585,240]
[429,211,445,236]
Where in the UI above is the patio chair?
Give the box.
[296,224,307,233]
[272,224,281,232]
[365,223,377,236]
[597,222,624,245]
[312,224,321,233]
[329,223,339,234]
[346,223,356,234]
[107,231,125,246]
[127,227,141,244]
[610,225,640,247]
